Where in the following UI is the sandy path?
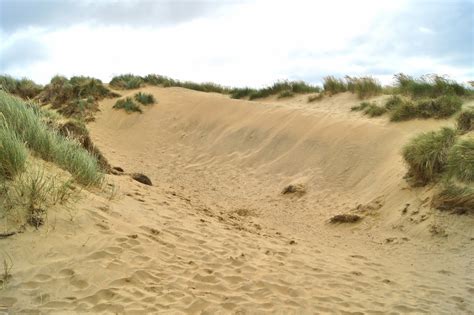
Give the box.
[2,87,473,314]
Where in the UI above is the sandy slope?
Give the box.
[2,87,473,314]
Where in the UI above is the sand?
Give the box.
[1,87,473,314]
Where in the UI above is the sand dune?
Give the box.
[2,87,473,313]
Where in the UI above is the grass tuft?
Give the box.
[113,97,142,113]
[446,138,474,183]
[110,74,144,90]
[389,95,462,121]
[0,123,28,180]
[363,104,387,117]
[134,92,156,105]
[346,76,382,99]
[37,75,116,121]
[0,91,103,186]
[323,76,347,95]
[394,73,468,98]
[431,183,474,214]
[0,75,42,99]
[456,108,474,133]
[385,95,404,110]
[277,90,294,99]
[402,127,457,184]
[230,87,257,99]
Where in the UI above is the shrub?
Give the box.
[446,138,474,183]
[456,108,474,133]
[0,91,103,185]
[385,95,403,110]
[431,183,474,214]
[0,75,42,99]
[394,73,468,98]
[351,101,371,111]
[346,76,382,99]
[431,95,462,118]
[37,75,116,121]
[323,76,347,94]
[389,96,461,121]
[363,104,387,117]
[402,127,457,184]
[113,97,142,113]
[144,74,177,86]
[0,124,27,179]
[110,74,144,90]
[248,80,320,100]
[277,90,294,99]
[134,92,155,105]
[0,168,77,228]
[230,87,257,99]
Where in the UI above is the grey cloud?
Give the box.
[0,38,48,70]
[0,0,233,33]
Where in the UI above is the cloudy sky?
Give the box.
[0,0,473,87]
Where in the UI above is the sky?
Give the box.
[0,0,473,87]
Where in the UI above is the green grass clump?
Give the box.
[446,138,474,183]
[0,123,28,179]
[389,95,462,121]
[431,183,474,214]
[402,127,457,184]
[394,73,468,98]
[323,76,347,95]
[351,101,371,111]
[351,102,386,117]
[110,74,144,90]
[0,91,103,185]
[346,76,382,99]
[134,92,156,105]
[277,90,294,99]
[363,104,387,117]
[248,80,320,100]
[385,95,404,110]
[113,97,142,113]
[456,108,474,133]
[0,75,43,99]
[230,87,257,99]
[37,75,117,121]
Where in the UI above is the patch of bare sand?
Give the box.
[2,87,473,313]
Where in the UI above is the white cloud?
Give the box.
[1,0,472,86]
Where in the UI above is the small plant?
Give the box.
[402,127,457,184]
[113,97,142,113]
[1,252,13,289]
[351,101,371,111]
[394,73,468,98]
[230,87,257,99]
[456,108,474,133]
[431,183,474,214]
[0,124,27,179]
[0,75,42,99]
[323,76,347,95]
[134,92,155,105]
[277,90,294,99]
[1,91,103,186]
[363,104,387,117]
[385,95,403,110]
[389,101,418,121]
[446,138,474,183]
[346,76,382,99]
[109,74,144,90]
